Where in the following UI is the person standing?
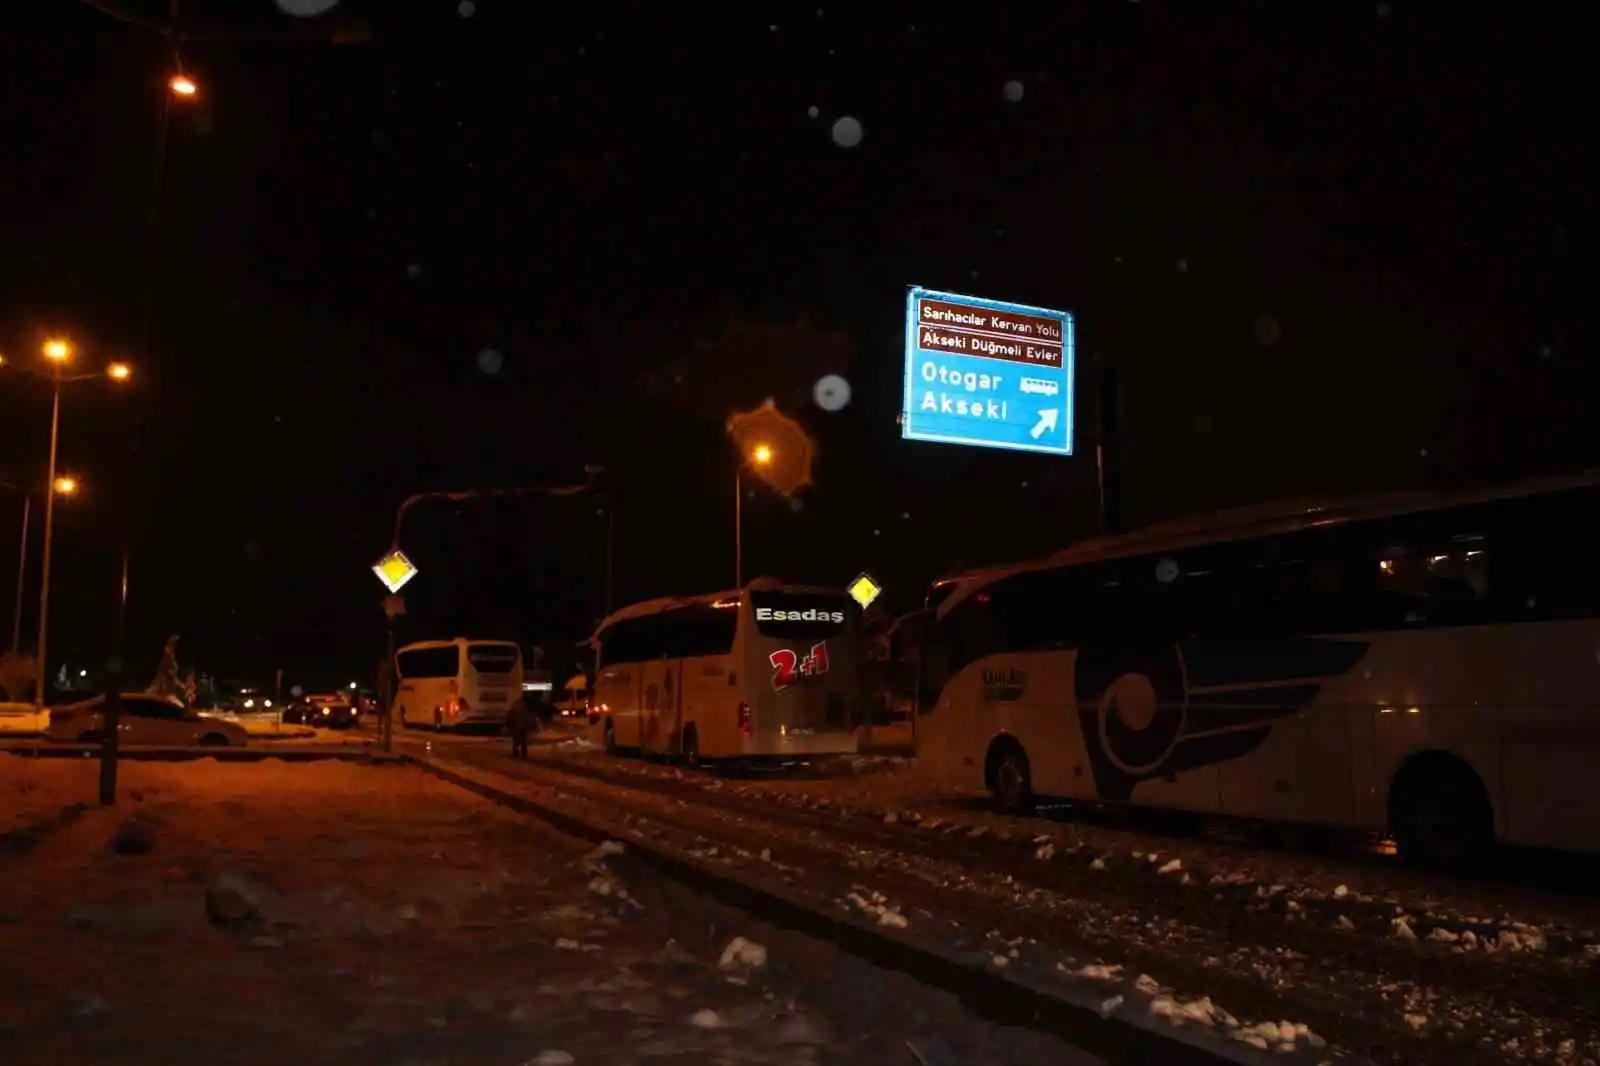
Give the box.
[506,693,534,760]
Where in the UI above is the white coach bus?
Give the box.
[911,472,1600,866]
[590,580,861,763]
[393,638,524,730]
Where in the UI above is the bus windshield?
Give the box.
[467,643,520,673]
[396,645,460,679]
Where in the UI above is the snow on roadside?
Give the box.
[1057,961,1328,1055]
[605,757,1600,966]
[524,753,1600,1064]
[429,745,1600,1065]
[841,887,909,929]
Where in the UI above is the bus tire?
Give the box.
[680,725,701,768]
[986,736,1034,814]
[1388,752,1493,870]
[433,709,444,731]
[603,719,616,754]
[398,707,411,730]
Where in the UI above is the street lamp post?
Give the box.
[1,477,77,667]
[735,443,774,588]
[6,339,133,708]
[35,352,65,710]
[11,492,27,655]
[100,548,131,807]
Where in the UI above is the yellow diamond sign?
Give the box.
[372,549,419,594]
[847,571,882,609]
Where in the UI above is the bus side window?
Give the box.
[603,617,668,665]
[996,566,1110,650]
[1266,531,1375,635]
[1375,534,1489,626]
[661,606,738,658]
[1490,487,1599,621]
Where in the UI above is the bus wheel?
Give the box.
[603,719,616,754]
[681,725,701,768]
[1389,754,1493,870]
[398,707,411,730]
[987,738,1034,814]
[433,709,444,731]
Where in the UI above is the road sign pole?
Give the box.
[1095,363,1124,536]
[381,618,394,753]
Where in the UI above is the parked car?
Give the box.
[48,693,250,747]
[0,701,48,736]
[283,694,357,729]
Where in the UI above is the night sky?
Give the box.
[0,1,1589,688]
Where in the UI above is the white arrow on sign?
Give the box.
[1029,407,1060,440]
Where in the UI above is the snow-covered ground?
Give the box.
[0,754,1107,1066]
[531,744,1600,943]
[433,745,1600,1066]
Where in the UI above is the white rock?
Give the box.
[527,1052,575,1066]
[718,936,768,970]
[689,1008,724,1029]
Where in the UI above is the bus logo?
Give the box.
[769,642,830,692]
[982,667,1027,702]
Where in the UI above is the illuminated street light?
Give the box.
[168,74,198,98]
[750,443,774,466]
[14,340,134,709]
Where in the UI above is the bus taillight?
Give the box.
[737,702,751,736]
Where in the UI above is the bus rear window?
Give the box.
[749,591,852,639]
[468,644,521,673]
[396,646,461,679]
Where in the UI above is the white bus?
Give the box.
[911,472,1600,866]
[590,580,861,763]
[393,638,524,730]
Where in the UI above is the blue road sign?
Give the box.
[901,287,1076,456]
